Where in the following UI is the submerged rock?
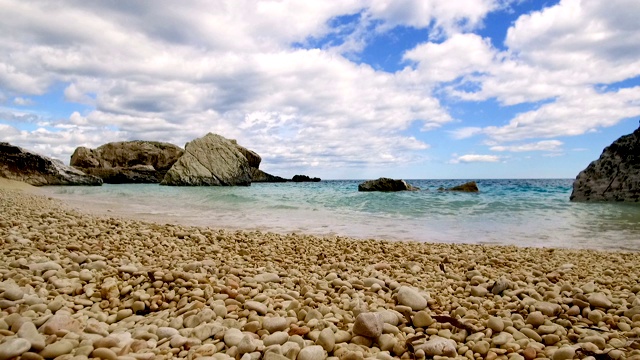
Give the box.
[0,142,102,186]
[571,124,640,202]
[358,177,419,192]
[161,133,252,186]
[70,141,184,183]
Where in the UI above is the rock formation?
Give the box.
[571,124,640,202]
[251,168,288,183]
[0,142,102,186]
[439,181,479,192]
[161,133,252,186]
[70,141,184,183]
[292,174,321,182]
[358,178,419,192]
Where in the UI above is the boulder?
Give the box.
[231,140,262,168]
[70,141,184,183]
[358,177,418,192]
[292,174,321,182]
[439,181,479,192]
[251,168,288,183]
[571,124,640,202]
[0,142,102,186]
[161,133,252,186]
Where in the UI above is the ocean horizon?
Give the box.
[41,178,640,252]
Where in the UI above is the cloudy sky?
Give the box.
[1,0,639,179]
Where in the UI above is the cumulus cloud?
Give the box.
[490,140,563,152]
[451,154,501,164]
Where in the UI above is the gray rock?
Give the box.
[571,124,640,202]
[161,133,252,186]
[414,336,457,357]
[0,142,102,186]
[353,312,384,338]
[71,141,184,183]
[442,181,479,192]
[397,286,428,310]
[0,338,31,360]
[358,178,419,192]
[296,345,327,360]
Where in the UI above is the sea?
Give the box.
[40,179,640,252]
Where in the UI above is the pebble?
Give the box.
[525,311,545,327]
[412,311,434,328]
[237,335,257,354]
[224,328,245,347]
[588,292,612,308]
[552,346,576,360]
[0,338,31,360]
[91,347,118,360]
[352,312,384,338]
[414,336,456,357]
[396,286,428,310]
[263,317,288,333]
[39,339,76,358]
[264,331,289,346]
[472,340,490,355]
[487,316,504,332]
[245,301,268,315]
[317,328,335,352]
[255,273,281,283]
[17,322,45,351]
[297,345,327,360]
[2,286,24,301]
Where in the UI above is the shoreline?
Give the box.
[1,181,640,359]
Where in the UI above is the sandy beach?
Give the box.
[1,181,640,360]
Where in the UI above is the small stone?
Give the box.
[17,322,46,351]
[491,277,510,295]
[39,339,76,358]
[0,338,31,360]
[588,293,612,309]
[264,331,289,346]
[91,347,118,360]
[470,286,488,297]
[523,347,537,360]
[396,286,428,311]
[317,328,335,352]
[353,312,384,338]
[525,311,545,327]
[297,345,327,360]
[237,335,257,354]
[40,313,83,335]
[116,309,133,321]
[414,336,456,357]
[245,301,268,315]
[2,286,24,301]
[552,346,575,360]
[472,340,490,355]
[118,265,138,274]
[263,317,288,333]
[255,273,281,283]
[487,317,504,332]
[224,328,244,347]
[535,302,562,317]
[520,328,542,342]
[157,327,179,339]
[79,269,93,282]
[28,261,61,272]
[412,311,434,328]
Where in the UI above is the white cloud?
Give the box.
[451,154,501,164]
[490,140,563,152]
[13,97,34,106]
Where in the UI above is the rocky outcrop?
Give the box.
[161,133,252,186]
[439,181,479,192]
[251,168,288,183]
[0,142,102,186]
[571,125,640,202]
[231,140,261,169]
[358,178,419,192]
[70,141,184,183]
[292,174,321,182]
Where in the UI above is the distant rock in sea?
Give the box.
[292,174,321,182]
[161,133,252,186]
[358,177,418,192]
[70,141,184,183]
[0,142,102,186]
[438,181,479,192]
[571,124,640,202]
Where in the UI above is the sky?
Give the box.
[1,0,640,180]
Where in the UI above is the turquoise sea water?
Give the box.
[41,179,640,251]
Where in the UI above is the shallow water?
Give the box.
[41,179,640,251]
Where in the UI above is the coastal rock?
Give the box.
[0,142,102,186]
[358,178,418,192]
[70,141,184,183]
[251,168,288,183]
[231,140,261,168]
[439,181,479,192]
[161,133,252,186]
[292,174,321,182]
[571,124,640,201]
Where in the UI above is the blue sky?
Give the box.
[1,0,640,179]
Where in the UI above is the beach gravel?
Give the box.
[1,187,640,359]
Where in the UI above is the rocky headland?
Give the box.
[1,186,640,360]
[0,142,102,186]
[571,124,640,202]
[70,141,184,184]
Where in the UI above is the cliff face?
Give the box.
[0,142,102,186]
[571,125,640,202]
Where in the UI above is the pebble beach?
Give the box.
[1,181,640,360]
